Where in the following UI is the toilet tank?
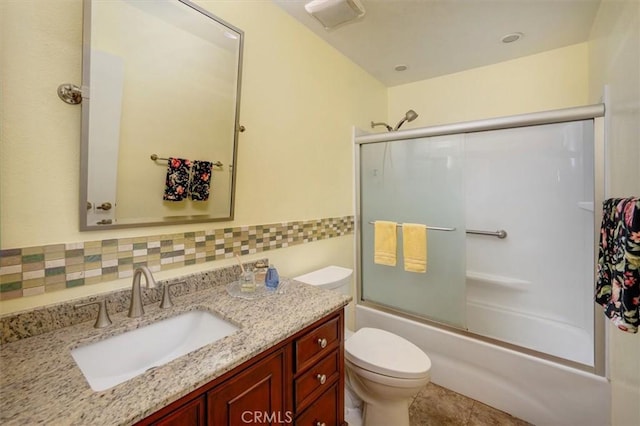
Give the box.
[293,265,353,294]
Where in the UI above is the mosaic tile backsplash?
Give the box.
[0,216,354,301]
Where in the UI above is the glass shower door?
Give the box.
[359,135,467,328]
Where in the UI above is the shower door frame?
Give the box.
[354,104,606,375]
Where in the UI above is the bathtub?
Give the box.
[356,304,611,426]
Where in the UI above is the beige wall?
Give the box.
[589,1,640,425]
[387,42,589,129]
[0,1,386,312]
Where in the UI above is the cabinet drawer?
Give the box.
[294,349,339,409]
[295,383,338,426]
[294,316,339,372]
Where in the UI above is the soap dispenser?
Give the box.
[265,265,280,291]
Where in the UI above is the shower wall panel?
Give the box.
[464,120,595,365]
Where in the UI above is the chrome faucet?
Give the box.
[128,266,157,318]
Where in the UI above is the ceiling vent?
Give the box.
[305,0,366,29]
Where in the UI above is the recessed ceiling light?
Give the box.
[395,64,408,72]
[501,32,523,43]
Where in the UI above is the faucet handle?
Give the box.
[75,299,112,328]
[160,281,183,309]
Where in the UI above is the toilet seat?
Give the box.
[345,327,431,380]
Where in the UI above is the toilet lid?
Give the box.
[345,327,431,379]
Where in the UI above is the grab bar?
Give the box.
[466,229,508,239]
[367,222,508,239]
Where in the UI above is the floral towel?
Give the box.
[595,197,640,333]
[163,157,192,201]
[189,160,213,201]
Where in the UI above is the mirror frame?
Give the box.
[79,0,244,230]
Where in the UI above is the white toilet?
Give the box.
[294,266,432,426]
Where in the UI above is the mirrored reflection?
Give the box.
[81,0,243,229]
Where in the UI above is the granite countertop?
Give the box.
[0,278,350,425]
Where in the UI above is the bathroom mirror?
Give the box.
[80,0,243,230]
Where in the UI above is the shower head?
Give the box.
[393,109,419,131]
[405,109,418,122]
[371,109,419,132]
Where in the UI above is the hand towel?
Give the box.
[595,197,640,333]
[163,157,191,201]
[374,221,397,266]
[403,223,427,273]
[189,160,213,201]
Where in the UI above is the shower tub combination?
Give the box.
[354,105,610,426]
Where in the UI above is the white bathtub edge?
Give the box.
[356,305,611,426]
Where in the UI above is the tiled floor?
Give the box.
[409,383,533,426]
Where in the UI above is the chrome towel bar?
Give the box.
[150,154,223,168]
[367,221,455,231]
[367,221,507,239]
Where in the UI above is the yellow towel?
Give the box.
[374,221,397,266]
[403,223,427,273]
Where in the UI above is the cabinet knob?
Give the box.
[317,338,327,348]
[316,374,327,385]
[316,423,326,426]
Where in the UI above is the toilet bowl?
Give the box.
[345,327,431,426]
[294,266,432,426]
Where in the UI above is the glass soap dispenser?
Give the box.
[265,265,280,291]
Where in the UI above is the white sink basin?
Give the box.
[71,310,239,391]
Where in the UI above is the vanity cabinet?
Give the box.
[136,309,344,426]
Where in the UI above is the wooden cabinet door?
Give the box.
[208,349,288,426]
[151,395,205,426]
